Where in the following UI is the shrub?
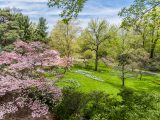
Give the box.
[55,87,88,120]
[54,87,160,120]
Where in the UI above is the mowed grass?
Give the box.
[55,62,160,95]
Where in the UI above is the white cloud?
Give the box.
[80,6,121,16]
[2,0,47,3]
[78,16,121,28]
[0,0,123,32]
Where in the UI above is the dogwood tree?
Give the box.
[0,40,71,119]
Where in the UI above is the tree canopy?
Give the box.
[48,0,87,23]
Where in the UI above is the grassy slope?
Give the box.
[50,62,160,95]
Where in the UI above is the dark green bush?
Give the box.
[55,87,89,120]
[118,88,160,120]
[54,87,160,120]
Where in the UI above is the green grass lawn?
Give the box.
[48,61,160,96]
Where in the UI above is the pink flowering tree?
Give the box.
[0,40,71,120]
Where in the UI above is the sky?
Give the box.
[0,0,134,32]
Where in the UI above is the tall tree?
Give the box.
[146,7,160,58]
[49,20,79,57]
[0,8,38,48]
[0,8,20,47]
[16,14,32,41]
[119,0,160,58]
[35,17,48,42]
[79,19,110,71]
[117,30,133,87]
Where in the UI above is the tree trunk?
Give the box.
[139,70,143,80]
[83,58,87,68]
[131,66,134,72]
[122,64,125,87]
[150,39,158,59]
[150,48,154,59]
[66,23,70,58]
[142,33,146,48]
[95,46,99,71]
[95,51,98,71]
[150,43,155,59]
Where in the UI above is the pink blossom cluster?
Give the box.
[58,57,73,67]
[0,52,20,65]
[0,40,72,78]
[0,102,18,119]
[0,97,52,119]
[0,75,44,96]
[30,41,45,51]
[0,40,69,119]
[14,40,34,53]
[0,73,61,119]
[42,50,61,67]
[29,100,49,118]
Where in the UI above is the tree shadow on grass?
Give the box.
[132,80,160,93]
[103,79,122,89]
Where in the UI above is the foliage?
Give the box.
[0,0,160,119]
[0,8,21,47]
[79,19,111,71]
[79,50,93,68]
[119,0,160,58]
[55,87,88,120]
[0,8,48,48]
[48,0,87,23]
[50,20,79,57]
[118,0,160,29]
[54,87,160,120]
[35,17,48,42]
[16,14,32,41]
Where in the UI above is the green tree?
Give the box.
[146,7,160,58]
[119,0,160,59]
[133,7,160,59]
[79,19,110,71]
[119,0,160,29]
[117,30,132,87]
[0,8,38,47]
[16,14,32,41]
[48,0,87,23]
[0,8,20,47]
[35,17,48,42]
[49,20,79,57]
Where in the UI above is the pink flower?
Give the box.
[14,40,34,53]
[29,100,49,118]
[0,40,68,119]
[0,52,20,65]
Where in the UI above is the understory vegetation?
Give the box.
[54,87,160,120]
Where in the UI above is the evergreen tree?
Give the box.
[0,8,20,47]
[35,17,48,42]
[17,14,32,41]
[0,8,36,47]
